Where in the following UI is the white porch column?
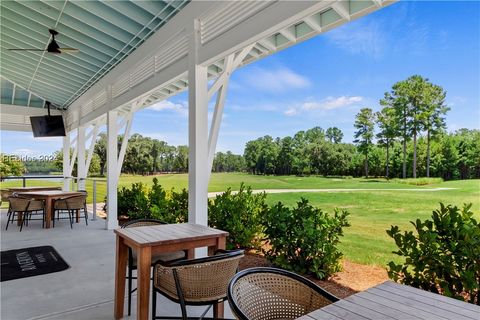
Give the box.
[188,19,209,226]
[77,126,86,190]
[106,110,119,230]
[62,133,71,191]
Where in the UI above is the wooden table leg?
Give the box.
[213,236,227,319]
[114,236,128,319]
[17,212,23,226]
[187,248,195,259]
[44,198,52,228]
[137,246,152,320]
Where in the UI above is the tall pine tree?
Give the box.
[354,108,375,178]
[376,107,397,179]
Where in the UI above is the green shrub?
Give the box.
[117,182,149,220]
[118,178,188,223]
[387,203,480,305]
[208,183,267,250]
[148,178,171,222]
[263,198,350,279]
[163,187,188,223]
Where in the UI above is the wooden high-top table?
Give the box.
[15,190,84,228]
[114,223,228,320]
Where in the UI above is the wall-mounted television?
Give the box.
[30,115,66,137]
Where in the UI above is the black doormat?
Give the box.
[1,246,69,282]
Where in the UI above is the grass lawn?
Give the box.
[2,173,478,269]
[264,179,479,267]
[1,172,444,205]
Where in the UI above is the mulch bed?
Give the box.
[239,252,388,299]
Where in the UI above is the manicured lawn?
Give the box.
[265,179,479,267]
[2,174,478,269]
[116,173,456,191]
[2,172,444,205]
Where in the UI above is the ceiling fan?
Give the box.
[8,29,79,54]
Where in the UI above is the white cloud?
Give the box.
[136,132,187,146]
[448,96,467,107]
[284,108,298,116]
[283,96,364,117]
[326,20,386,59]
[230,102,278,112]
[148,100,188,117]
[302,96,363,111]
[327,3,434,59]
[240,67,310,92]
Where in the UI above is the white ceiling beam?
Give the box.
[27,92,32,107]
[332,1,351,21]
[303,15,322,32]
[257,38,276,51]
[0,104,62,132]
[0,123,33,132]
[372,0,383,8]
[11,84,16,105]
[279,26,297,43]
[1,77,48,105]
[0,104,61,116]
[198,1,337,66]
[73,59,188,129]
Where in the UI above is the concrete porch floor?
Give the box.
[0,210,235,320]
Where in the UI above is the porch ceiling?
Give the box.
[1,1,396,132]
[0,0,188,109]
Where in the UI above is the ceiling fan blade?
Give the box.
[59,48,79,53]
[8,48,46,51]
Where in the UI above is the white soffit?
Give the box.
[1,0,396,132]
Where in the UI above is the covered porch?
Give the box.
[6,1,471,320]
[0,211,238,320]
[0,0,394,230]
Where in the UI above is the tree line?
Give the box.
[91,133,244,175]
[243,75,480,180]
[50,118,479,180]
[243,127,480,180]
[3,74,478,180]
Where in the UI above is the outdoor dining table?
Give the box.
[114,223,229,320]
[8,186,61,192]
[15,190,84,228]
[299,280,479,320]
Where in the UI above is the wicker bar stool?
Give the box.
[227,267,339,320]
[1,189,12,207]
[121,219,187,316]
[6,196,45,231]
[152,249,244,320]
[52,197,69,226]
[53,194,88,228]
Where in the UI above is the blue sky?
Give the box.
[1,1,479,156]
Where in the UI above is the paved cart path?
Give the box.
[207,187,456,197]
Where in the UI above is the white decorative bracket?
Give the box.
[105,96,147,230]
[206,44,254,178]
[76,121,102,190]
